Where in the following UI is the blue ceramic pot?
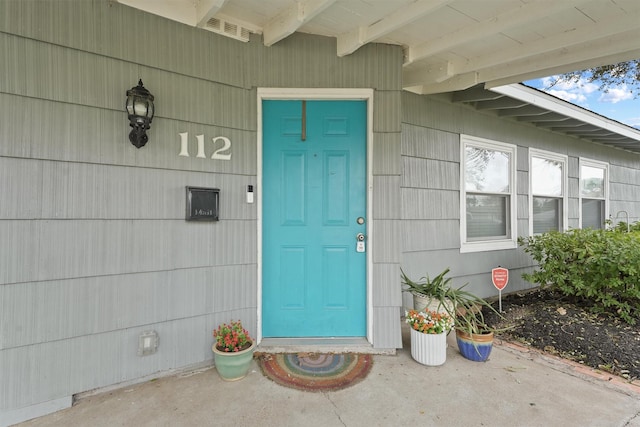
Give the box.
[455,330,493,362]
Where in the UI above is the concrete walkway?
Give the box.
[17,326,640,427]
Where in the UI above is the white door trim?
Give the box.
[256,88,375,344]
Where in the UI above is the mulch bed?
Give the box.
[483,289,640,381]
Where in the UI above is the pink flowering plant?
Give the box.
[405,309,454,334]
[213,320,253,352]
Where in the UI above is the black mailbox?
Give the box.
[186,186,219,221]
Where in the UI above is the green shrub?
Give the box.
[518,228,640,324]
[607,219,640,233]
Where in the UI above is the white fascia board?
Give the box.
[490,84,640,142]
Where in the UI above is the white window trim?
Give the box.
[528,148,568,236]
[460,135,517,253]
[579,157,609,229]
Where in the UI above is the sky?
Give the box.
[524,76,640,130]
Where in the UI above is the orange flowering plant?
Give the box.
[213,320,253,352]
[405,309,454,334]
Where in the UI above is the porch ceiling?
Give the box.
[117,0,640,95]
[453,84,640,153]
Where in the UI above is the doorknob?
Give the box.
[356,233,365,241]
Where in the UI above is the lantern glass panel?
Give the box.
[126,97,135,115]
[134,100,148,117]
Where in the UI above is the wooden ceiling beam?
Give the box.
[337,0,452,57]
[497,106,549,117]
[404,0,588,65]
[475,8,640,88]
[410,8,640,91]
[403,61,454,87]
[451,85,502,103]
[263,0,336,47]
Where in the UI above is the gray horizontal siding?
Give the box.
[1,265,256,350]
[611,164,640,183]
[0,31,256,131]
[143,68,256,131]
[370,94,403,347]
[1,307,256,411]
[516,194,529,220]
[372,263,402,307]
[516,218,529,237]
[0,32,135,111]
[373,91,402,133]
[372,132,402,175]
[401,123,458,161]
[401,188,458,220]
[611,182,640,202]
[373,176,401,219]
[0,158,256,220]
[516,146,529,171]
[568,177,579,198]
[401,220,459,252]
[248,33,402,91]
[0,94,257,173]
[372,307,402,348]
[401,157,459,190]
[0,0,248,90]
[516,170,529,195]
[610,202,640,223]
[568,156,580,178]
[0,219,256,285]
[372,220,401,263]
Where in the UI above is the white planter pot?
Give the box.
[410,328,447,366]
[412,293,454,315]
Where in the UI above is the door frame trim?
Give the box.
[256,88,374,344]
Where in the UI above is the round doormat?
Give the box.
[258,353,373,392]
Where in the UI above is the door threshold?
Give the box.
[256,337,395,355]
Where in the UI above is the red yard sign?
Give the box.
[491,267,509,291]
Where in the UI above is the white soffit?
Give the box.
[117,0,640,95]
[472,84,640,153]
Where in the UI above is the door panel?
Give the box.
[281,152,306,224]
[262,100,366,337]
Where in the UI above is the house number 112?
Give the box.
[178,132,232,160]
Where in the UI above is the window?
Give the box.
[580,159,608,229]
[460,135,517,253]
[529,149,567,235]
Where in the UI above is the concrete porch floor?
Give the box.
[15,324,640,427]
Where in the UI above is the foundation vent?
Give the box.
[205,17,251,42]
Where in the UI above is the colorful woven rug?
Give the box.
[258,353,373,392]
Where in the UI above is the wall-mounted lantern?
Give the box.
[125,79,155,148]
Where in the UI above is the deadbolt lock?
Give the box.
[356,233,366,253]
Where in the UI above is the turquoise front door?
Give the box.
[262,100,367,337]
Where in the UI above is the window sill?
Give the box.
[460,240,517,253]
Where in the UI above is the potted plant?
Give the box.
[402,267,508,362]
[405,308,454,366]
[449,293,504,362]
[401,267,455,313]
[212,320,256,381]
